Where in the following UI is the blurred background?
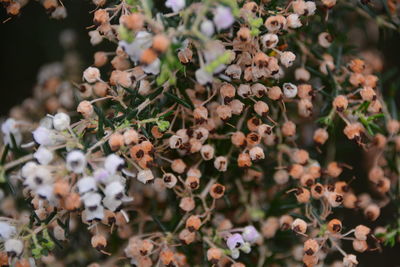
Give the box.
[0,0,93,116]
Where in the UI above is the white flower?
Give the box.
[82,192,102,209]
[83,67,100,83]
[137,169,154,184]
[200,20,215,37]
[104,181,124,199]
[34,146,53,165]
[36,184,54,201]
[213,6,234,31]
[4,239,23,256]
[66,150,86,174]
[195,68,213,85]
[77,176,97,195]
[24,166,53,190]
[280,51,296,67]
[1,118,22,148]
[102,196,122,211]
[53,112,70,131]
[286,14,302,29]
[32,126,54,146]
[85,205,104,221]
[283,83,298,98]
[21,162,38,179]
[214,156,228,172]
[226,233,245,250]
[142,58,161,75]
[104,154,125,175]
[165,0,185,13]
[0,222,16,240]
[1,118,19,135]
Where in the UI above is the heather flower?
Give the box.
[32,126,55,146]
[137,169,154,184]
[104,154,125,175]
[66,150,87,174]
[4,239,23,257]
[283,83,298,98]
[0,222,16,240]
[226,233,245,250]
[77,176,97,195]
[165,0,185,13]
[242,226,261,243]
[280,51,296,67]
[119,31,152,63]
[52,112,70,131]
[1,118,22,147]
[200,20,215,37]
[83,67,100,83]
[286,14,302,29]
[213,6,234,31]
[33,146,53,165]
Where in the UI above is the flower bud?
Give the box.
[77,100,94,118]
[179,197,195,212]
[304,239,319,256]
[83,67,100,83]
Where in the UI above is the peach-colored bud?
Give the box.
[77,100,94,118]
[108,133,124,151]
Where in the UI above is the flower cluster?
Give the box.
[1,0,400,266]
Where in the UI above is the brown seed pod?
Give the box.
[210,183,225,199]
[295,187,311,203]
[91,234,107,250]
[207,247,222,264]
[304,239,319,256]
[292,218,307,234]
[327,219,342,234]
[185,215,201,232]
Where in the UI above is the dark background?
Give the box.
[0,1,400,266]
[0,0,93,115]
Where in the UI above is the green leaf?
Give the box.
[93,105,115,130]
[164,92,192,109]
